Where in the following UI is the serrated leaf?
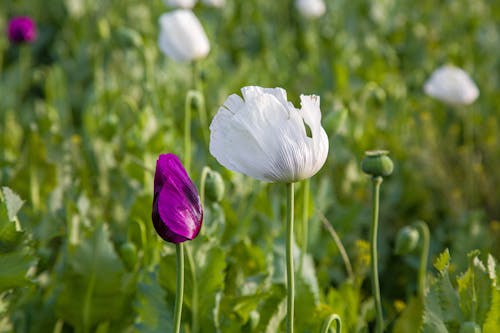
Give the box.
[134,270,173,333]
[483,286,500,333]
[55,224,135,331]
[1,187,24,223]
[434,249,451,274]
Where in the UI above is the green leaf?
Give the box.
[134,270,173,333]
[1,187,24,223]
[255,285,287,333]
[0,204,23,252]
[55,224,135,331]
[191,240,226,331]
[0,249,34,292]
[483,286,500,333]
[393,297,424,333]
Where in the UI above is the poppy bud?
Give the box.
[152,154,203,243]
[120,242,138,270]
[205,169,225,203]
[7,16,37,44]
[394,226,419,255]
[361,150,394,177]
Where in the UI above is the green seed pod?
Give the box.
[361,150,394,177]
[394,226,420,255]
[459,321,481,333]
[120,242,138,270]
[205,169,225,203]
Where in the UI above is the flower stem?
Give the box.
[186,244,199,333]
[286,182,295,333]
[174,243,185,333]
[320,314,342,333]
[299,180,309,274]
[192,61,209,144]
[414,221,429,299]
[370,176,383,333]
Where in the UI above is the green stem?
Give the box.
[199,166,210,207]
[318,211,354,281]
[320,314,342,333]
[174,243,185,333]
[299,180,310,274]
[184,93,193,173]
[414,221,429,299]
[370,176,383,333]
[286,182,295,333]
[191,62,209,144]
[185,244,199,333]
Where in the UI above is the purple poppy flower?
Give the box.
[152,154,203,243]
[7,16,37,44]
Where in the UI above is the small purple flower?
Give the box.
[152,154,203,243]
[7,16,37,44]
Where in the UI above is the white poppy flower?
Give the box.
[164,0,196,9]
[424,65,479,106]
[296,0,326,19]
[209,86,329,183]
[202,0,225,8]
[158,10,210,62]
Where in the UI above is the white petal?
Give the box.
[210,86,329,183]
[296,0,326,19]
[158,10,210,62]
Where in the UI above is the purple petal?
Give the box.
[152,154,203,243]
[7,17,36,43]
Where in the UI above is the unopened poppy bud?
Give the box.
[120,242,138,270]
[205,169,225,202]
[115,27,143,48]
[361,150,394,177]
[459,322,481,333]
[394,226,419,255]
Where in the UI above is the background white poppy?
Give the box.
[295,0,326,19]
[158,9,210,62]
[164,0,196,9]
[424,65,479,106]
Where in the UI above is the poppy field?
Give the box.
[1,0,500,332]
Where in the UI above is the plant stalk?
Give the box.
[370,176,383,333]
[174,243,185,333]
[320,314,342,333]
[299,179,309,274]
[286,182,295,333]
[414,221,430,299]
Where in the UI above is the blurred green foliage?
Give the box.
[1,0,499,332]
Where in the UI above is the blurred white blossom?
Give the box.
[424,65,479,106]
[202,0,225,8]
[158,9,210,62]
[295,0,326,19]
[164,0,196,9]
[210,86,329,183]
